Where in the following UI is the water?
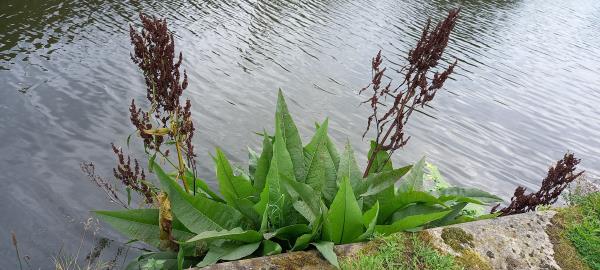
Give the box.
[1,0,599,268]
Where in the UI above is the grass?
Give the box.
[563,192,600,269]
[340,232,460,270]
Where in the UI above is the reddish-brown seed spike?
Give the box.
[358,9,460,176]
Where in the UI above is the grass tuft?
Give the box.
[340,232,459,270]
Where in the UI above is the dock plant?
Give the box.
[91,10,503,269]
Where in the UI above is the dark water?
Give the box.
[1,0,600,268]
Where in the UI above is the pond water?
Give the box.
[1,0,599,267]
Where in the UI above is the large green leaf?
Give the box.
[254,184,270,232]
[253,132,273,191]
[292,214,323,251]
[264,123,299,227]
[375,210,451,235]
[311,241,339,268]
[429,202,468,227]
[196,242,261,267]
[438,187,503,204]
[183,170,224,203]
[390,204,448,222]
[304,118,337,202]
[261,240,283,256]
[186,227,262,243]
[377,190,444,223]
[264,224,311,241]
[396,191,444,206]
[281,175,322,223]
[125,252,199,270]
[373,187,400,223]
[276,89,306,182]
[398,157,426,192]
[248,147,259,180]
[323,176,364,244]
[367,140,392,174]
[355,201,380,241]
[94,209,193,248]
[215,148,258,204]
[316,121,340,170]
[153,162,246,233]
[359,165,412,197]
[336,140,363,194]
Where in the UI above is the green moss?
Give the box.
[340,232,459,270]
[441,227,474,252]
[454,250,492,270]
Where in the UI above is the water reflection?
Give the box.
[1,0,600,267]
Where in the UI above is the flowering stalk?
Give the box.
[360,9,460,177]
[128,13,196,192]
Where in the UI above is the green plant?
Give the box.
[565,192,600,269]
[340,232,460,270]
[86,9,505,269]
[95,91,501,269]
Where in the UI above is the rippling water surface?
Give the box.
[1,0,599,267]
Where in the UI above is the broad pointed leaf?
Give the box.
[196,242,261,267]
[316,121,340,170]
[359,165,412,197]
[253,131,273,191]
[281,176,322,223]
[262,240,282,256]
[355,201,379,241]
[375,210,451,235]
[311,241,339,268]
[398,157,426,192]
[186,227,262,243]
[263,224,311,241]
[367,140,392,174]
[438,187,503,204]
[390,204,448,222]
[215,148,258,204]
[153,162,246,232]
[323,176,363,244]
[183,170,224,203]
[304,118,337,202]
[292,214,323,251]
[264,124,299,227]
[337,140,363,194]
[276,89,306,182]
[94,209,193,248]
